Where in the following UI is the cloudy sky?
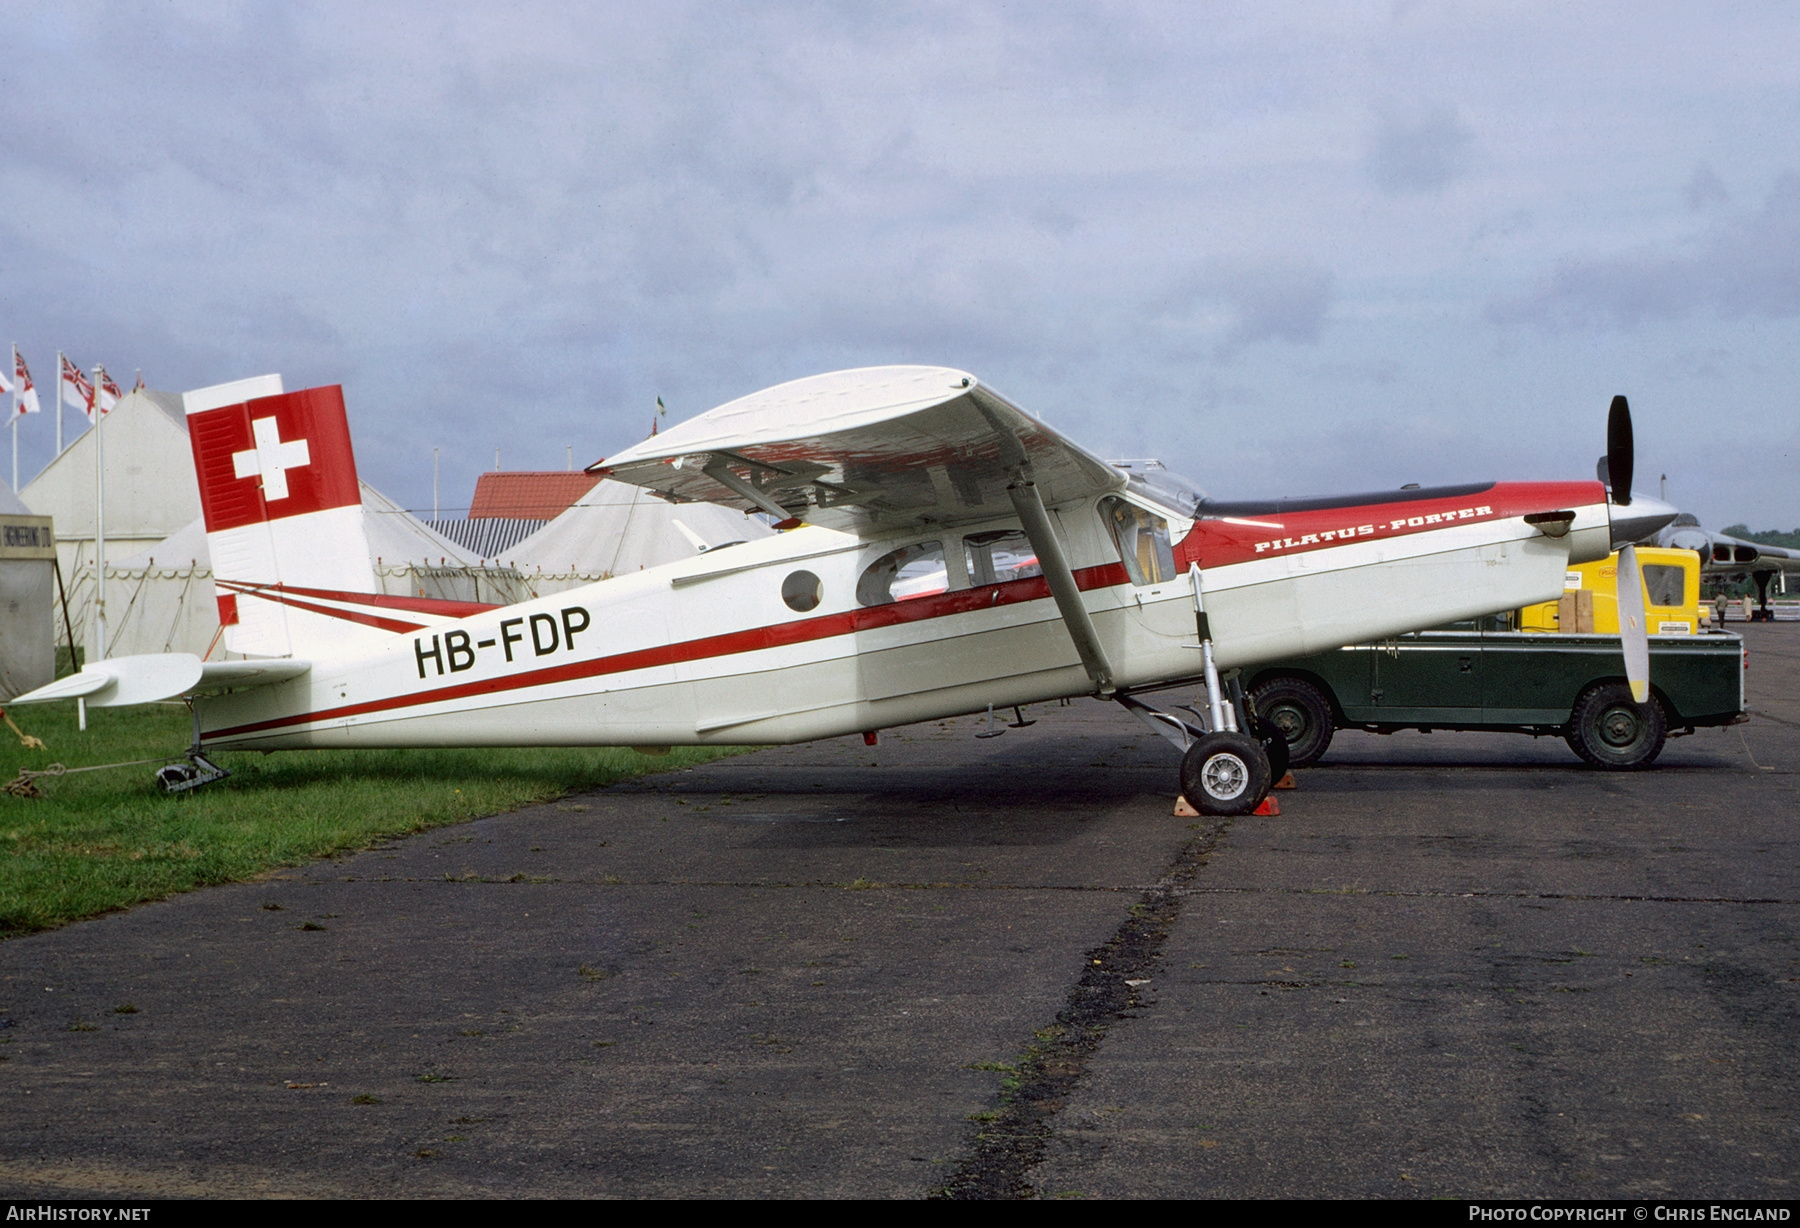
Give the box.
[5,1,1798,531]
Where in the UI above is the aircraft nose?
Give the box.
[1609,492,1679,548]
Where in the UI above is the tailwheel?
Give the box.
[157,753,231,794]
[1179,730,1273,817]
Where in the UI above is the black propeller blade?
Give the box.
[1606,394,1633,507]
[1605,394,1650,703]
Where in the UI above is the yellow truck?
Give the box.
[1517,547,1705,636]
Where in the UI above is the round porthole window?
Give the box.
[782,570,823,612]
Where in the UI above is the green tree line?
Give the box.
[1720,525,1800,549]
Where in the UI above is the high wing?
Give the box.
[595,366,1125,535]
[598,365,1131,690]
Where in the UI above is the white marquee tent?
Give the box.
[499,478,773,596]
[19,389,199,584]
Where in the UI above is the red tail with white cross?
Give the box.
[185,376,379,657]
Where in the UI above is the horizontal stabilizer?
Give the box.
[9,655,312,708]
[193,658,315,694]
[8,670,125,704]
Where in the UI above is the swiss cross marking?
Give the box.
[232,416,312,501]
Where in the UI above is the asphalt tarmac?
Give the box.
[1,624,1795,1200]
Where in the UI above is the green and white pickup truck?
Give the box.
[1246,548,1747,770]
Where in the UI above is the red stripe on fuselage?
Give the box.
[1175,480,1604,569]
[216,582,428,634]
[219,580,501,619]
[204,562,1135,740]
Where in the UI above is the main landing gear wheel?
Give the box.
[1564,683,1666,770]
[1249,677,1333,767]
[1179,731,1274,816]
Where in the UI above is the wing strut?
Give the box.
[701,457,797,520]
[1007,479,1116,695]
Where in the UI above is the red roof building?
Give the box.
[467,471,604,521]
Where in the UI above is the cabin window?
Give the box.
[782,570,823,612]
[857,541,947,606]
[963,529,1042,586]
[1642,563,1686,609]
[1101,497,1177,585]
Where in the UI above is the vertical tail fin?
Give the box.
[184,377,378,656]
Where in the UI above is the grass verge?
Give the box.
[1,702,746,936]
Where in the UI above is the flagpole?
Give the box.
[9,344,17,491]
[55,351,64,456]
[93,364,107,662]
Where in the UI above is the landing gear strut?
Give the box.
[1113,564,1278,816]
[1119,685,1279,816]
[160,704,231,794]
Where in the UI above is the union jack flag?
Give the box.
[12,352,39,416]
[97,368,123,415]
[60,354,95,421]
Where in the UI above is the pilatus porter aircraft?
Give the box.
[16,368,1676,813]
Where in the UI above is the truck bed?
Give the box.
[1246,627,1747,769]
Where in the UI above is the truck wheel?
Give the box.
[1249,678,1334,767]
[1564,683,1667,769]
[1180,731,1273,816]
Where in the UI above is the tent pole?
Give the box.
[50,555,79,678]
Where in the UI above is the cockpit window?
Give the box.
[964,529,1041,585]
[1101,496,1178,586]
[857,541,947,606]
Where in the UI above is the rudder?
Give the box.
[184,376,378,656]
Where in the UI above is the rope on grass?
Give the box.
[5,757,182,800]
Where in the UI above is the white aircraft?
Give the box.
[15,367,1675,813]
[1648,514,1800,620]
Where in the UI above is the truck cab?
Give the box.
[1517,547,1703,636]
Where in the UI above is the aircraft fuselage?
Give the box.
[194,478,1611,751]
